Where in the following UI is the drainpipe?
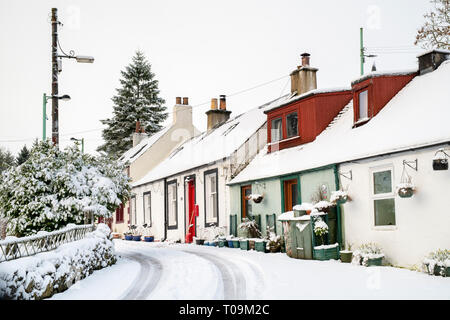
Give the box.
[333,164,343,249]
[163,179,168,241]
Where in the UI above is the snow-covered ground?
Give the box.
[49,240,450,300]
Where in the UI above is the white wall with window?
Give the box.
[340,146,450,268]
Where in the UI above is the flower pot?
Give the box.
[124,235,133,241]
[340,251,353,263]
[132,235,142,241]
[366,257,383,266]
[293,209,307,217]
[255,241,267,253]
[313,246,339,261]
[269,246,280,253]
[398,187,414,198]
[240,239,249,250]
[336,197,348,204]
[249,239,256,250]
[433,158,448,170]
[195,239,205,245]
[232,240,240,248]
[144,236,154,242]
[227,240,234,248]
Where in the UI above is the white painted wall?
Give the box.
[339,145,450,268]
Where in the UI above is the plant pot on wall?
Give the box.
[132,235,142,241]
[124,235,133,241]
[144,236,154,242]
[397,186,414,198]
[433,149,449,171]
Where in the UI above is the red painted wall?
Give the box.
[267,91,352,152]
[352,73,416,124]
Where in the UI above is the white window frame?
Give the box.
[370,166,397,230]
[131,195,137,226]
[204,170,218,226]
[167,181,178,229]
[358,89,369,121]
[143,191,151,227]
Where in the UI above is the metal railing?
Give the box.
[0,224,94,262]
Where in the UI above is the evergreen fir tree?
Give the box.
[0,147,15,173]
[16,144,30,165]
[98,50,167,157]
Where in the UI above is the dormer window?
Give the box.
[358,90,368,120]
[286,112,298,138]
[271,117,283,142]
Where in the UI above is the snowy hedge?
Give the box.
[0,141,131,237]
[0,223,116,300]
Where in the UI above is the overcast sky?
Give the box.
[0,0,432,155]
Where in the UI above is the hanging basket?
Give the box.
[398,186,414,198]
[433,158,448,170]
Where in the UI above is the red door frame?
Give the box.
[185,176,197,243]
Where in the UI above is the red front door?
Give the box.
[185,179,196,243]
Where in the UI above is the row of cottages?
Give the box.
[110,97,200,235]
[128,94,289,242]
[228,49,450,268]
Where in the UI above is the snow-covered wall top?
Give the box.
[133,94,290,186]
[229,61,450,185]
[351,69,417,86]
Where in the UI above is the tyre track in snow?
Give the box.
[119,252,163,300]
[181,249,261,300]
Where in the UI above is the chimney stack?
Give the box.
[173,96,193,126]
[206,95,231,131]
[290,52,318,95]
[417,49,450,75]
[132,120,148,146]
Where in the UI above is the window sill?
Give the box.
[372,225,397,231]
[353,117,371,128]
[268,135,300,146]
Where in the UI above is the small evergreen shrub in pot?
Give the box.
[352,243,384,266]
[340,243,353,263]
[423,249,450,277]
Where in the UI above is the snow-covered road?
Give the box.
[50,240,450,300]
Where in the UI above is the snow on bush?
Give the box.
[0,140,131,237]
[0,223,116,300]
[313,200,335,212]
[238,218,262,239]
[330,190,349,203]
[352,242,385,266]
[423,249,449,277]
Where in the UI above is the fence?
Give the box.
[0,224,94,263]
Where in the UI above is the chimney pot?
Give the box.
[176,97,182,104]
[301,52,310,66]
[219,95,226,110]
[182,97,189,105]
[135,120,141,133]
[211,98,218,110]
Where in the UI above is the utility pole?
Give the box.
[51,8,59,146]
[360,27,364,76]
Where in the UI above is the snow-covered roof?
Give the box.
[229,60,450,185]
[132,94,291,187]
[351,69,417,86]
[264,87,351,113]
[119,126,171,165]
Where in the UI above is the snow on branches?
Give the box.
[0,141,131,237]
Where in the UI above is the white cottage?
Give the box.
[130,95,289,242]
[111,97,200,234]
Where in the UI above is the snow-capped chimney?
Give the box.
[290,53,318,95]
[173,96,193,126]
[132,120,148,147]
[206,95,231,131]
[417,49,450,75]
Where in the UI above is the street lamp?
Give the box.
[70,137,84,153]
[42,93,71,141]
[50,7,94,147]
